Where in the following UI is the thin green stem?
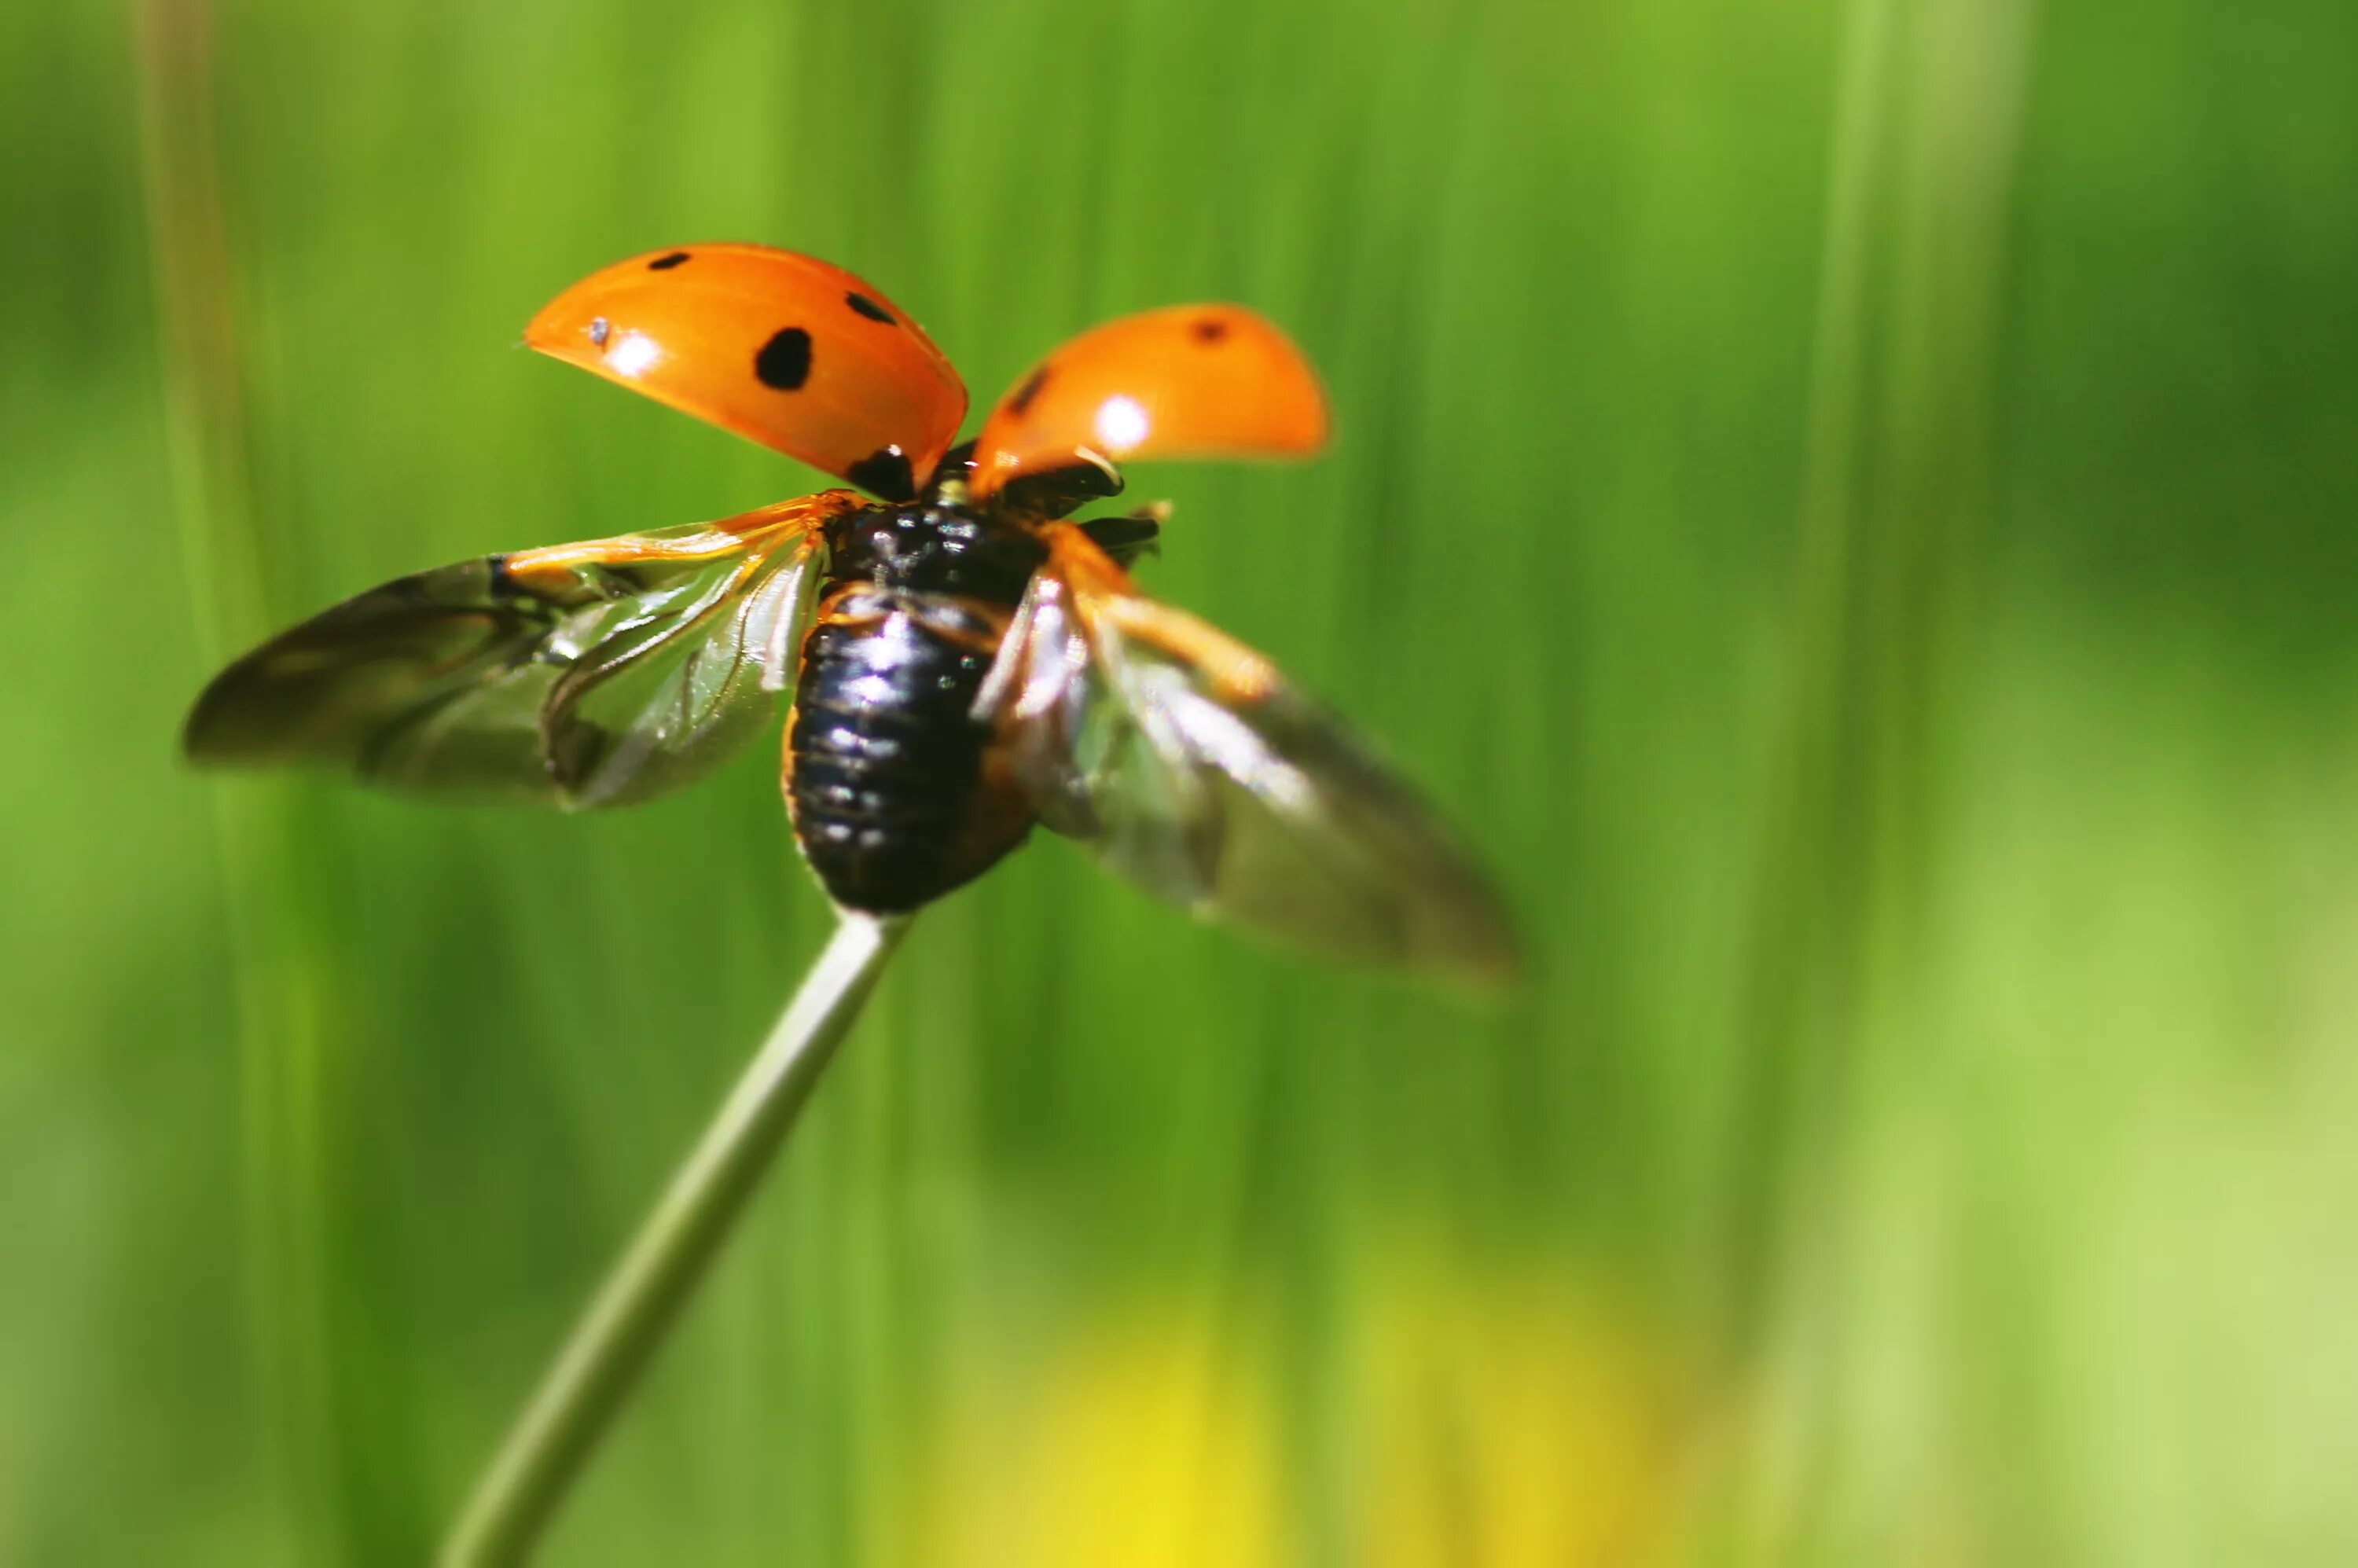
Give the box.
[440,912,913,1567]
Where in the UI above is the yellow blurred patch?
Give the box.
[910,1258,1688,1568]
[916,1302,1280,1568]
[1352,1263,1688,1567]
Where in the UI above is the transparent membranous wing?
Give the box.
[184,498,846,810]
[975,524,1517,986]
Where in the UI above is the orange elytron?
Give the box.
[185,244,1515,983]
[968,303,1329,498]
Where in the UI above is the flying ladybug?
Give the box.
[184,244,1516,982]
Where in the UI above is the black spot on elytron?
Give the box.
[588,317,611,348]
[847,445,916,502]
[845,291,894,324]
[1192,316,1229,343]
[1007,365,1051,417]
[648,251,692,270]
[485,553,514,597]
[754,328,814,391]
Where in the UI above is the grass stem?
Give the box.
[440,912,912,1566]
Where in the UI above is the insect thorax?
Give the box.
[821,498,1046,608]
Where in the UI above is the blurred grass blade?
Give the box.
[134,2,358,1559]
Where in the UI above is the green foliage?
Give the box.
[2,0,2352,1562]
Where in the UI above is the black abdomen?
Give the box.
[784,501,1045,913]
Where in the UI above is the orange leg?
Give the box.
[1040,522,1282,703]
[506,489,863,582]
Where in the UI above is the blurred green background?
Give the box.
[6,0,2354,1562]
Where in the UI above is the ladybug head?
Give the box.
[924,439,1124,521]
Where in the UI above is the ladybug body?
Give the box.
[186,244,1519,984]
[788,449,1152,909]
[788,483,1048,909]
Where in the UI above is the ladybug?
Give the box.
[185,244,1514,982]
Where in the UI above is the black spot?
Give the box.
[648,251,692,270]
[847,446,916,502]
[1193,317,1229,343]
[846,291,894,323]
[754,328,814,390]
[485,553,515,596]
[588,317,611,348]
[1007,365,1051,417]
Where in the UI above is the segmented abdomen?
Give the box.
[785,588,1031,912]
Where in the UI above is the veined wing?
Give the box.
[975,522,1518,986]
[184,490,861,809]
